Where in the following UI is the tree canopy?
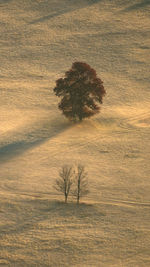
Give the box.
[53,62,106,121]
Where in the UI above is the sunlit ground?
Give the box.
[0,0,150,266]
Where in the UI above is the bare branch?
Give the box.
[72,164,89,204]
[54,165,74,203]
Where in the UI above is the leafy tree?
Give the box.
[72,164,89,204]
[53,62,106,121]
[54,165,74,203]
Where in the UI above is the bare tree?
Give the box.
[72,165,89,204]
[54,165,74,203]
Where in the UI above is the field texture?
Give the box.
[0,0,150,266]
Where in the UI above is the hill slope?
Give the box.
[0,0,150,266]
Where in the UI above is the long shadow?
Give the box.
[0,117,72,164]
[0,0,12,4]
[41,200,106,219]
[0,198,105,236]
[123,0,150,12]
[29,10,72,25]
[29,0,103,25]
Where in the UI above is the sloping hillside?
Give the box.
[0,0,150,266]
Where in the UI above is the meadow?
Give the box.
[0,0,150,266]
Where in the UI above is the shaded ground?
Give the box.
[0,0,150,266]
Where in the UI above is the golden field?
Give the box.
[0,0,150,266]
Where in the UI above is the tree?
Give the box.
[72,165,89,204]
[54,165,74,203]
[53,62,106,121]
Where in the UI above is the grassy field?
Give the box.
[0,0,150,266]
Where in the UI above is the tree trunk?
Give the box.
[79,114,82,121]
[65,195,68,203]
[77,176,80,204]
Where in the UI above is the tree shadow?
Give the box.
[122,0,150,12]
[0,198,105,237]
[0,117,71,164]
[29,0,103,25]
[0,0,12,4]
[47,200,106,219]
[26,197,106,224]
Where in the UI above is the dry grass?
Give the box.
[0,0,150,266]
